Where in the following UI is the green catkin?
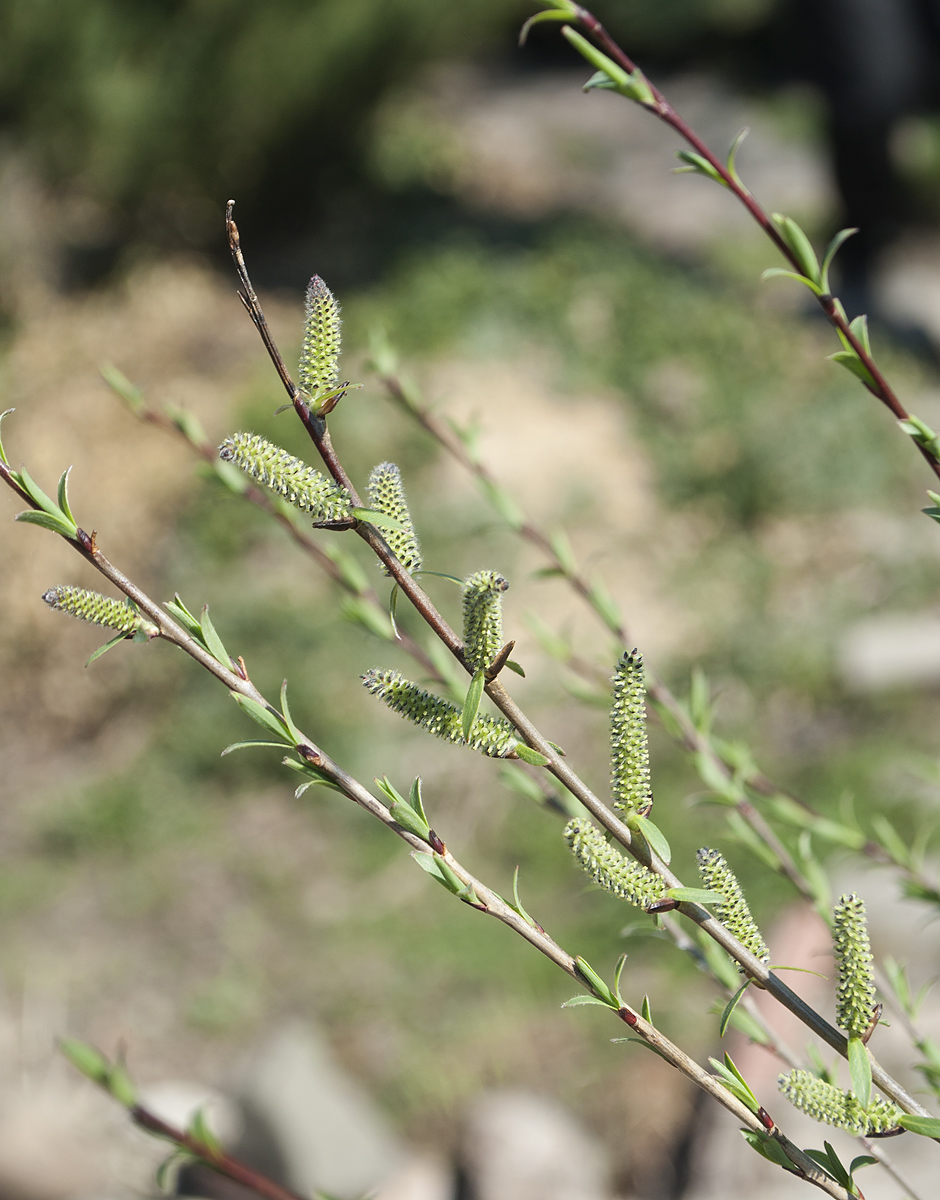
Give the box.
[42,586,157,637]
[778,1070,901,1136]
[833,893,876,1038]
[362,668,517,758]
[299,275,342,400]
[219,433,351,524]
[696,848,769,968]
[564,817,667,909]
[366,462,422,574]
[610,650,651,816]
[462,570,509,672]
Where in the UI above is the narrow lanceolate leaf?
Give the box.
[366,462,422,573]
[833,893,876,1039]
[719,982,751,1037]
[462,669,486,741]
[771,213,820,285]
[778,1070,901,1135]
[696,848,769,971]
[43,586,159,638]
[299,275,342,401]
[231,693,292,742]
[847,1037,872,1111]
[59,1038,111,1086]
[219,433,351,523]
[362,668,518,758]
[630,814,670,865]
[899,1114,940,1137]
[610,650,651,817]
[564,817,667,910]
[462,570,509,672]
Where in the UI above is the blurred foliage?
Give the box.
[0,0,782,239]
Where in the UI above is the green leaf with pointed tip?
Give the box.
[741,1130,792,1169]
[375,776,407,806]
[164,595,202,637]
[719,981,750,1037]
[515,744,551,766]
[519,6,575,45]
[561,994,614,1008]
[674,150,726,186]
[409,777,428,824]
[819,227,858,293]
[760,267,823,296]
[85,632,130,666]
[0,407,14,467]
[771,213,820,284]
[829,350,875,387]
[351,507,407,533]
[588,576,622,633]
[17,467,60,516]
[848,1155,877,1175]
[187,1107,222,1156]
[574,956,619,1008]
[505,659,525,677]
[630,815,671,865]
[59,1038,111,1085]
[462,669,486,741]
[613,952,627,1005]
[221,740,290,756]
[199,606,230,666]
[279,680,303,744]
[100,364,146,415]
[412,850,447,882]
[57,467,75,525]
[726,127,748,185]
[563,28,655,104]
[108,1059,137,1108]
[667,887,725,906]
[848,313,871,354]
[15,510,78,538]
[641,994,652,1023]
[231,693,291,742]
[898,1114,940,1136]
[156,1150,194,1192]
[389,800,430,839]
[509,865,537,927]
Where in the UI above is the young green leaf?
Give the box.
[741,1130,793,1170]
[819,227,858,294]
[898,1114,940,1137]
[231,694,292,742]
[574,956,619,1008]
[59,1038,111,1086]
[389,800,431,840]
[674,150,727,187]
[462,669,486,741]
[847,1037,872,1111]
[350,507,408,533]
[630,814,670,864]
[16,510,78,538]
[771,213,820,284]
[561,994,614,1009]
[515,745,550,766]
[199,607,231,667]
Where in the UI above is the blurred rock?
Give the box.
[837,612,940,689]
[460,1089,610,1200]
[236,1021,404,1199]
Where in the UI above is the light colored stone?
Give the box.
[237,1021,404,1199]
[460,1089,610,1200]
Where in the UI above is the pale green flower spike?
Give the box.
[696,848,769,969]
[833,892,876,1038]
[366,462,422,574]
[610,649,651,816]
[778,1070,901,1136]
[219,433,351,524]
[564,817,667,910]
[299,275,342,401]
[43,586,158,638]
[462,570,509,672]
[362,668,518,758]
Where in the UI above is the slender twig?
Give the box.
[131,1104,304,1200]
[374,369,940,906]
[562,5,940,484]
[216,216,932,1121]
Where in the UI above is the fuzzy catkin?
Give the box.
[778,1070,901,1136]
[610,650,651,816]
[43,586,157,637]
[833,893,876,1039]
[696,848,769,968]
[219,433,351,523]
[366,462,422,574]
[462,570,509,672]
[299,275,341,399]
[362,668,517,758]
[564,817,667,909]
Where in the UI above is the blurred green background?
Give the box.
[2,1,940,1197]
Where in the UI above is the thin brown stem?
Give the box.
[214,220,932,1123]
[131,1104,304,1200]
[565,7,940,483]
